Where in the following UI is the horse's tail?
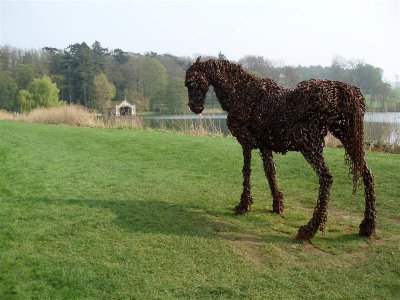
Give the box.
[343,87,366,194]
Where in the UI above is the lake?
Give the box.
[141,112,400,146]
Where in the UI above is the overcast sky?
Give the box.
[1,0,399,82]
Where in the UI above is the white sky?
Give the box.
[1,0,399,82]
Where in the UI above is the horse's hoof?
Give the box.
[234,205,250,215]
[272,202,284,214]
[272,193,284,214]
[295,225,316,241]
[359,219,375,237]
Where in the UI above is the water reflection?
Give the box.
[142,112,400,146]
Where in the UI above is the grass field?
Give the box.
[0,121,399,299]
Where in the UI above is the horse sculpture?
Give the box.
[185,58,376,240]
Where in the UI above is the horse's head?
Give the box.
[185,57,209,114]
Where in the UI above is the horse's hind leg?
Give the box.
[330,124,376,237]
[234,144,254,214]
[344,150,376,236]
[260,149,284,213]
[359,165,376,236]
[296,146,333,240]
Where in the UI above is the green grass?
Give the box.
[0,121,399,299]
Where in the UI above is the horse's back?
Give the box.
[288,79,365,120]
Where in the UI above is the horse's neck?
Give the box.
[200,61,250,111]
[200,61,282,112]
[201,62,238,86]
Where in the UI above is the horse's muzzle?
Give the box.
[189,103,204,114]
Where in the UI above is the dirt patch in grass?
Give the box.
[388,216,400,225]
[219,232,265,266]
[303,243,334,256]
[232,238,265,266]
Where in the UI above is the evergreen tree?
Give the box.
[0,72,18,110]
[218,51,227,60]
[16,64,38,89]
[112,48,129,64]
[92,41,108,71]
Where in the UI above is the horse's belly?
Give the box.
[227,116,291,153]
[258,134,287,153]
[253,124,293,153]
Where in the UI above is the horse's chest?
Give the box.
[226,115,255,145]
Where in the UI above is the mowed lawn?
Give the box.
[0,120,399,299]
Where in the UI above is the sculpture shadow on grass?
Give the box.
[34,197,297,244]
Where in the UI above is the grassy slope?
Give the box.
[0,121,399,299]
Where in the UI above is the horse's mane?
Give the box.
[188,58,244,74]
[189,58,280,90]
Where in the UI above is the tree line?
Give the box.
[1,42,399,113]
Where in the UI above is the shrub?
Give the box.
[22,105,99,127]
[0,109,19,120]
[17,75,61,112]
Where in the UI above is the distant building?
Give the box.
[109,99,136,116]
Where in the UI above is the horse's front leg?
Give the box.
[260,149,284,214]
[234,144,254,214]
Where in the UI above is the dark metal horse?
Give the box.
[185,58,376,240]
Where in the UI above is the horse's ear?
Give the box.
[195,56,201,64]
